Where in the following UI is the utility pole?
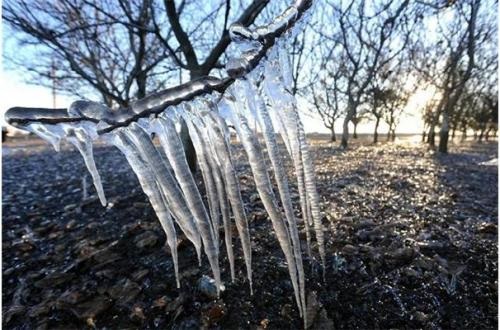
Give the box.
[51,60,57,108]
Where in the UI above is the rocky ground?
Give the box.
[2,136,498,329]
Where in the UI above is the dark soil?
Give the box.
[2,136,498,329]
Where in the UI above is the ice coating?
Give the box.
[27,123,63,151]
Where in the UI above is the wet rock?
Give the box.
[34,272,75,289]
[70,295,112,320]
[259,318,270,329]
[12,239,35,252]
[130,304,146,322]
[356,227,385,241]
[56,290,83,307]
[28,301,52,318]
[417,240,447,255]
[92,246,122,265]
[134,231,158,249]
[478,222,496,234]
[4,305,25,324]
[201,302,226,327]
[131,269,149,281]
[385,247,416,265]
[152,295,168,309]
[65,219,77,230]
[342,244,358,255]
[165,293,186,314]
[108,279,141,305]
[414,310,430,322]
[198,275,224,299]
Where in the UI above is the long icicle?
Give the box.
[223,93,303,317]
[177,107,222,246]
[188,111,235,281]
[150,118,222,294]
[262,59,313,258]
[110,130,180,287]
[238,78,307,323]
[121,123,204,266]
[203,109,253,292]
[277,46,326,270]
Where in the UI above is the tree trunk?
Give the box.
[478,126,486,141]
[461,126,467,141]
[341,101,355,148]
[485,126,492,141]
[373,117,380,143]
[330,126,336,142]
[422,130,426,142]
[451,127,456,139]
[427,125,436,147]
[341,117,349,148]
[353,122,358,139]
[391,129,396,141]
[438,111,449,153]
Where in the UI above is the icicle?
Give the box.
[27,123,63,151]
[175,106,222,245]
[262,48,325,271]
[277,45,326,270]
[186,107,236,281]
[109,130,180,287]
[202,107,253,292]
[117,123,203,264]
[148,118,222,295]
[223,92,303,317]
[263,57,313,258]
[63,125,107,206]
[237,77,307,321]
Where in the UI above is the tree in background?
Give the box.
[314,0,413,148]
[412,0,496,152]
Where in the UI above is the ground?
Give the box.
[2,135,498,329]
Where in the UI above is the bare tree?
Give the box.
[412,0,496,152]
[315,0,412,148]
[310,76,344,142]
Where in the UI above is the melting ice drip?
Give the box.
[6,0,322,326]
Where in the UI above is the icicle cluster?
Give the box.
[6,0,322,326]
